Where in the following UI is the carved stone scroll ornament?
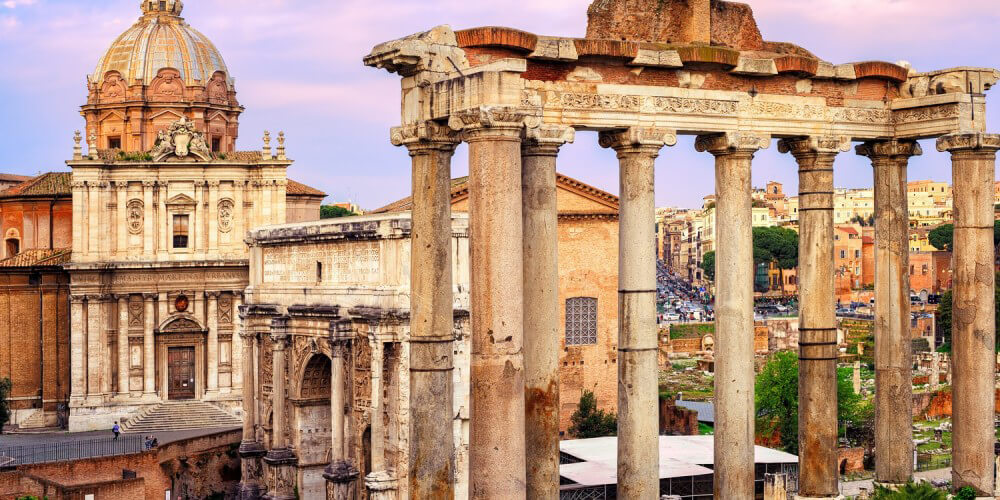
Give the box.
[523,125,576,155]
[695,132,771,155]
[855,139,923,161]
[599,127,678,152]
[777,136,851,156]
[447,106,540,134]
[389,121,459,150]
[149,117,212,161]
[218,199,235,233]
[936,133,1000,153]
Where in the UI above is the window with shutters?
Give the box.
[566,297,598,346]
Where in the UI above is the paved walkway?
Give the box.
[840,468,952,497]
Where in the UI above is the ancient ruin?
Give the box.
[360,0,1000,498]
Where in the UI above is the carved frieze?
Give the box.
[936,133,1000,153]
[892,104,961,125]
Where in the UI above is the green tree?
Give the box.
[0,377,11,434]
[700,251,715,281]
[755,351,864,454]
[569,390,617,439]
[870,482,947,500]
[928,223,954,251]
[320,205,357,219]
[936,274,1000,352]
[752,227,799,292]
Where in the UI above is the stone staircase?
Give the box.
[121,401,242,433]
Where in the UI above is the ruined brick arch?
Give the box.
[298,353,332,399]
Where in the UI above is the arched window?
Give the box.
[4,228,20,258]
[566,297,598,346]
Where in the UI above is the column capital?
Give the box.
[448,106,538,141]
[599,127,677,154]
[695,131,770,156]
[391,121,460,152]
[270,316,291,348]
[113,294,130,302]
[71,294,87,304]
[936,132,1000,153]
[522,125,576,156]
[777,135,851,157]
[142,293,158,301]
[205,291,222,299]
[141,180,155,188]
[113,181,130,190]
[855,139,922,160]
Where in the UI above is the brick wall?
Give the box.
[659,398,699,436]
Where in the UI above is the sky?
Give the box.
[0,0,998,210]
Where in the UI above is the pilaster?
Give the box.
[326,321,359,500]
[696,131,770,500]
[142,181,154,256]
[69,295,87,403]
[206,291,220,396]
[116,295,130,396]
[208,180,220,254]
[142,293,157,398]
[115,182,128,257]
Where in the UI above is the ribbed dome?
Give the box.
[92,1,231,87]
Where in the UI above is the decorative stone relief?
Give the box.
[936,133,1000,152]
[555,92,737,115]
[892,104,961,125]
[695,132,771,154]
[218,199,235,233]
[566,66,603,82]
[150,117,212,161]
[128,296,144,328]
[126,200,144,235]
[219,294,233,325]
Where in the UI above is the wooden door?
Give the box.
[168,347,196,400]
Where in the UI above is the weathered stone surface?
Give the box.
[586,0,764,50]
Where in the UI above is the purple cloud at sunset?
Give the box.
[0,0,997,209]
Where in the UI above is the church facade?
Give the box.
[64,0,323,431]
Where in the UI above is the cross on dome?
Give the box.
[141,0,183,16]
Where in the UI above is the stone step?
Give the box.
[121,401,242,433]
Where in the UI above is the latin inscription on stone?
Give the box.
[262,242,380,284]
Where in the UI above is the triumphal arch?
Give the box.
[357,0,1000,498]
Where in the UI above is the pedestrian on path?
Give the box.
[112,421,120,440]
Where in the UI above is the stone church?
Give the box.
[55,0,325,431]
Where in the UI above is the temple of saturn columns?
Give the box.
[357,0,1000,498]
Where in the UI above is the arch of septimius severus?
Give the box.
[347,0,999,498]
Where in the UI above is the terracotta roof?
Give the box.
[286,179,326,197]
[0,172,72,198]
[0,249,71,268]
[372,172,619,214]
[0,174,32,183]
[837,226,859,235]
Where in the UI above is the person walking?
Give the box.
[112,421,120,440]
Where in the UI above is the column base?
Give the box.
[239,440,266,457]
[239,483,263,500]
[326,460,360,500]
[141,392,159,403]
[365,470,398,500]
[262,448,298,500]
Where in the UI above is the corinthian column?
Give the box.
[522,124,574,500]
[780,136,850,499]
[938,133,1000,496]
[390,121,460,499]
[365,329,398,499]
[600,127,676,500]
[696,132,770,500]
[857,139,921,487]
[449,106,529,499]
[325,320,359,500]
[263,316,296,500]
[238,314,266,500]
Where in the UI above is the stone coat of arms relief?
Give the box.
[150,117,212,161]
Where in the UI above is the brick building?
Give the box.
[0,173,73,428]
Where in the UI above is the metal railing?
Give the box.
[0,434,146,467]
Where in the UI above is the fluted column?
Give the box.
[449,106,529,499]
[142,293,157,398]
[365,329,397,499]
[325,320,359,500]
[390,121,460,499]
[263,316,296,500]
[522,125,574,500]
[857,139,921,486]
[238,311,266,500]
[697,132,770,500]
[780,136,850,499]
[600,127,677,500]
[206,291,220,396]
[938,133,1000,496]
[117,295,130,396]
[142,181,154,256]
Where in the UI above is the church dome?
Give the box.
[91,0,232,87]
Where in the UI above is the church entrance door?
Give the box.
[168,347,196,400]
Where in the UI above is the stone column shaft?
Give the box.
[143,294,156,396]
[208,181,220,253]
[938,133,1000,495]
[263,317,296,500]
[454,107,528,499]
[368,334,386,472]
[70,296,86,400]
[697,132,769,500]
[270,324,289,450]
[522,126,573,500]
[326,323,359,500]
[142,182,154,255]
[232,293,244,390]
[207,292,220,394]
[781,137,849,498]
[858,140,921,485]
[158,181,168,255]
[116,184,128,256]
[117,296,130,395]
[601,127,676,500]
[86,296,104,397]
[392,122,460,499]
